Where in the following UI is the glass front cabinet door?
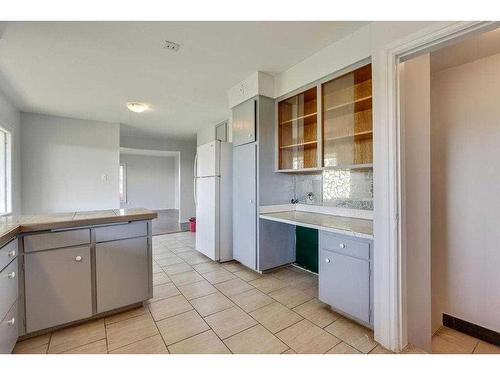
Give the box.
[276,63,373,172]
[322,64,373,168]
[277,87,319,171]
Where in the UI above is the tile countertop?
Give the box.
[0,208,157,244]
[259,210,373,240]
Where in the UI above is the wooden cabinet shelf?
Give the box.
[324,130,373,142]
[280,140,318,149]
[323,96,372,113]
[279,112,317,126]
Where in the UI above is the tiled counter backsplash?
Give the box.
[294,168,373,210]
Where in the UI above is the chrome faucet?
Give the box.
[291,192,314,204]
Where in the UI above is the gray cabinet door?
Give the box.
[96,237,149,313]
[232,98,256,146]
[25,246,92,333]
[319,249,370,323]
[233,143,257,269]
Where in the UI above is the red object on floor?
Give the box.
[189,217,196,232]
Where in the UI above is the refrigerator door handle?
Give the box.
[194,177,197,207]
[194,152,198,177]
[194,152,199,207]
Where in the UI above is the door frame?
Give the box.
[376,20,499,352]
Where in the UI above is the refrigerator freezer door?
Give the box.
[195,176,219,261]
[196,141,220,177]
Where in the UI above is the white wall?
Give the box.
[120,134,196,223]
[274,25,372,98]
[401,54,432,351]
[0,87,21,214]
[120,153,176,210]
[21,113,120,213]
[431,52,500,333]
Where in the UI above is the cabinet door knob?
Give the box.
[8,250,16,257]
[75,256,83,262]
[248,133,252,138]
[249,199,253,204]
[7,317,15,326]
[325,258,331,263]
[8,271,15,279]
[339,243,346,249]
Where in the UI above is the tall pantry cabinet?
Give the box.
[232,96,295,271]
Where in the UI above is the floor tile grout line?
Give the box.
[107,307,161,353]
[162,281,234,354]
[58,337,107,354]
[103,319,109,354]
[108,332,160,353]
[45,332,53,354]
[221,319,292,354]
[146,302,171,354]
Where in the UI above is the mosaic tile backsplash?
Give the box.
[293,168,373,210]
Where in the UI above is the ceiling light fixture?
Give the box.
[126,102,148,113]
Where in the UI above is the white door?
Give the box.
[233,143,257,269]
[195,177,219,260]
[196,141,219,177]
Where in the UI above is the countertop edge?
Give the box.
[0,210,158,244]
[0,226,21,247]
[19,213,157,233]
[259,213,374,240]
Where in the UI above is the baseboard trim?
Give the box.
[443,313,500,347]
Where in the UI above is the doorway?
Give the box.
[399,26,500,353]
[119,147,185,235]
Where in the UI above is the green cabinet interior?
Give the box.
[295,226,318,273]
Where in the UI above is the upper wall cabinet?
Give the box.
[277,87,319,171]
[322,64,373,168]
[232,99,256,147]
[275,62,373,172]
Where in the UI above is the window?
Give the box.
[0,127,11,215]
[119,163,127,203]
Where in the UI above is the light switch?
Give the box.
[101,174,108,182]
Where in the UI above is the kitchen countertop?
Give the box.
[0,208,157,245]
[259,210,373,240]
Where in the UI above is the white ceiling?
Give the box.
[0,21,366,139]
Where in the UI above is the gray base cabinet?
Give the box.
[96,237,149,313]
[25,245,93,333]
[319,231,373,326]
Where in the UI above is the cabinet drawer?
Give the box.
[24,229,90,253]
[0,258,18,322]
[320,231,370,260]
[0,239,18,272]
[95,221,148,243]
[25,246,92,333]
[0,301,18,354]
[96,237,150,313]
[319,249,370,324]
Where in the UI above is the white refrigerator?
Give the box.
[194,140,233,262]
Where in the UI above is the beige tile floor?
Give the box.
[13,231,499,354]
